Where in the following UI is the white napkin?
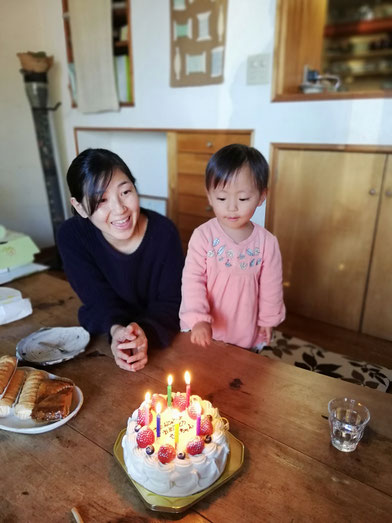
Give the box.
[0,287,32,325]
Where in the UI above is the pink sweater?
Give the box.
[180,218,286,348]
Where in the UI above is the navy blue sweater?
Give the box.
[57,209,184,347]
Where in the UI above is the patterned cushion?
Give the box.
[257,331,392,393]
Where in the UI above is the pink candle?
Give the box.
[185,371,191,407]
[144,392,151,426]
[195,402,201,436]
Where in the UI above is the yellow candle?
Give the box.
[173,409,180,447]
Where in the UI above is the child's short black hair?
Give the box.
[205,144,269,194]
[66,148,136,215]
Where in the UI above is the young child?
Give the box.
[179,143,285,350]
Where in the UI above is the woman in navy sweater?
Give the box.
[57,149,184,372]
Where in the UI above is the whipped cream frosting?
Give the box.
[122,394,230,497]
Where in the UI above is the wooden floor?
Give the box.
[280,312,392,371]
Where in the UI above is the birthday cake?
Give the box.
[122,391,230,497]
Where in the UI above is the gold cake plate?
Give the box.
[113,428,244,513]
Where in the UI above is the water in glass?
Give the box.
[328,398,370,453]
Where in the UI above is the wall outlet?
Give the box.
[247,53,270,85]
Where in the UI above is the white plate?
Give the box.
[0,367,83,434]
[0,287,22,305]
[16,326,90,365]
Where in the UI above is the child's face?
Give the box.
[207,164,266,234]
[71,168,140,247]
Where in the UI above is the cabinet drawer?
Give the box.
[178,174,206,196]
[178,194,213,217]
[178,213,209,233]
[178,152,212,174]
[177,132,251,153]
[178,213,211,251]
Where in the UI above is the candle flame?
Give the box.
[168,374,173,386]
[173,408,180,420]
[194,402,201,415]
[185,371,191,385]
[145,392,151,402]
[156,402,162,414]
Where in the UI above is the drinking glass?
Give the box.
[328,397,370,452]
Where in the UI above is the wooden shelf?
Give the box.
[325,49,392,61]
[325,17,392,37]
[341,69,392,78]
[273,89,392,103]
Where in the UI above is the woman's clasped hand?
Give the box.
[110,323,148,372]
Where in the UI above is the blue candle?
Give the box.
[156,403,161,438]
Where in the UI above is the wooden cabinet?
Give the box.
[362,155,392,339]
[62,0,134,106]
[168,131,252,252]
[268,145,392,340]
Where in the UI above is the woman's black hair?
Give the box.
[66,148,136,216]
[205,144,269,194]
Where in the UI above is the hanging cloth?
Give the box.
[68,0,119,113]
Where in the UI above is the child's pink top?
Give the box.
[180,218,285,349]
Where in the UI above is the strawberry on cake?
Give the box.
[122,391,230,497]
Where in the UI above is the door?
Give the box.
[362,155,392,340]
[268,148,386,330]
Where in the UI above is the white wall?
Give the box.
[76,129,168,196]
[1,0,391,247]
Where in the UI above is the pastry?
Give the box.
[0,369,26,417]
[14,370,47,419]
[35,378,73,401]
[32,379,74,421]
[0,355,17,395]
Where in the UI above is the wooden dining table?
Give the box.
[1,272,392,522]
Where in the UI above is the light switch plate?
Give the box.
[247,53,270,85]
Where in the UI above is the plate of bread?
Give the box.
[0,355,83,434]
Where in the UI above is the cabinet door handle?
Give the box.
[369,188,377,196]
[206,141,213,148]
[385,189,392,198]
[205,205,213,212]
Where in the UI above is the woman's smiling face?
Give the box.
[77,168,141,247]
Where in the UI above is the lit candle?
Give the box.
[156,402,161,438]
[144,392,151,426]
[195,402,201,436]
[173,409,179,447]
[185,371,191,407]
[167,375,173,407]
